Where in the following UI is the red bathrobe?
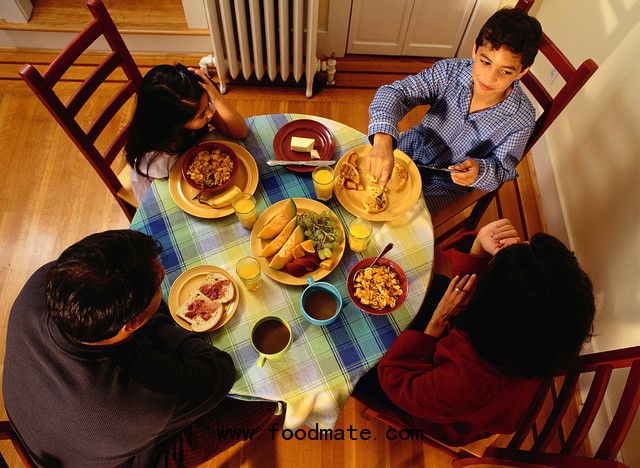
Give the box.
[377,234,542,445]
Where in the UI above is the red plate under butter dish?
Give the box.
[272,119,336,173]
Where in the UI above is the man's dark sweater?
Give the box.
[3,262,235,467]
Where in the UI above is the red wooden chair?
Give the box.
[19,0,142,221]
[432,0,598,244]
[454,345,640,467]
[0,420,33,467]
[352,346,640,467]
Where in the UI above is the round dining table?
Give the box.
[130,113,434,430]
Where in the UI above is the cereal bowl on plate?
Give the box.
[181,141,239,195]
[346,257,408,316]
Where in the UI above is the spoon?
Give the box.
[192,174,216,201]
[353,242,394,285]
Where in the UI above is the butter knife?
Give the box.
[266,159,335,167]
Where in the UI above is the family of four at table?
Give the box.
[4,7,596,467]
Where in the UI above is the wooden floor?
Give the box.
[0,46,544,467]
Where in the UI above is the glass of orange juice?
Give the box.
[236,256,262,290]
[348,217,372,252]
[312,166,335,201]
[232,193,257,229]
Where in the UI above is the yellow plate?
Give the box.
[169,141,259,218]
[249,198,345,286]
[167,265,239,332]
[334,144,422,221]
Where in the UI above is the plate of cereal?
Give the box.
[334,144,422,222]
[169,141,259,218]
[346,257,408,315]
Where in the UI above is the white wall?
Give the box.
[532,0,640,464]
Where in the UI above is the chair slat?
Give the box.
[531,371,580,452]
[595,361,640,460]
[87,81,136,143]
[67,52,123,117]
[561,365,613,455]
[43,20,103,86]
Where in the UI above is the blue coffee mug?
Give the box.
[300,277,342,326]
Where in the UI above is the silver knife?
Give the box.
[266,159,336,167]
[416,164,465,173]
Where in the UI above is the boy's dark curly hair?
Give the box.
[475,7,543,70]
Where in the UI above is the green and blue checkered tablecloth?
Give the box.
[131,114,434,429]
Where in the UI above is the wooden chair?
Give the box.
[0,420,33,467]
[352,345,640,467]
[18,0,142,221]
[453,345,640,467]
[432,0,598,244]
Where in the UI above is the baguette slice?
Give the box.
[176,291,223,332]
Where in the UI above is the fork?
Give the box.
[376,175,391,203]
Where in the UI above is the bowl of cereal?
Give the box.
[182,141,239,195]
[346,257,408,316]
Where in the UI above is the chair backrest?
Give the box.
[18,0,142,221]
[432,0,598,244]
[0,420,34,467]
[453,345,640,468]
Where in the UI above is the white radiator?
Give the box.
[203,0,320,98]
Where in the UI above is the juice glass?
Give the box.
[312,166,335,201]
[348,217,372,252]
[236,256,262,291]
[233,193,257,229]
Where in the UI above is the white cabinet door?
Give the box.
[347,0,477,58]
[346,0,415,55]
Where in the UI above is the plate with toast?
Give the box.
[168,265,239,332]
[334,144,422,221]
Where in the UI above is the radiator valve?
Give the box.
[326,53,337,86]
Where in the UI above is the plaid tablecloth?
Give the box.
[131,114,434,429]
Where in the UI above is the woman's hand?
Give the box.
[425,274,476,338]
[449,159,479,186]
[366,133,395,184]
[471,218,521,256]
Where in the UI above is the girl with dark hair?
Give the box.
[125,63,248,202]
[354,219,595,446]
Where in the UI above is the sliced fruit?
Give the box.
[294,256,320,272]
[259,217,298,257]
[268,226,305,270]
[257,198,297,239]
[283,262,306,277]
[299,239,315,253]
[292,244,306,259]
[319,259,335,270]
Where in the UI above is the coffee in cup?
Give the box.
[300,277,342,326]
[250,316,292,367]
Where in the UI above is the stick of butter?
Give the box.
[290,136,315,152]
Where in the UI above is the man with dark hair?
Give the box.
[366,7,543,211]
[3,229,278,467]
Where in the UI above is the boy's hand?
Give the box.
[366,133,395,184]
[425,274,476,338]
[449,159,479,186]
[471,218,521,256]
